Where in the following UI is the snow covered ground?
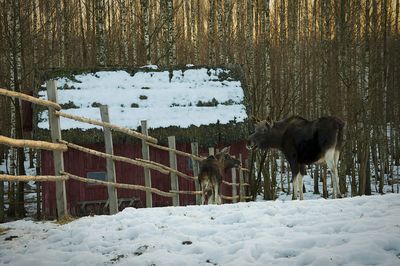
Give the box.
[1,194,399,266]
[38,68,247,130]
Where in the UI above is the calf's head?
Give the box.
[215,147,241,170]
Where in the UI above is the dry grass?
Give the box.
[55,215,76,225]
[0,227,10,235]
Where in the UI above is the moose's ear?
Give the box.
[251,115,261,124]
[220,146,230,154]
[266,116,274,128]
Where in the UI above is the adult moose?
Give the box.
[198,147,241,205]
[247,115,345,199]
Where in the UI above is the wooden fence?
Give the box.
[0,82,250,220]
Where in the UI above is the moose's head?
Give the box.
[247,117,274,150]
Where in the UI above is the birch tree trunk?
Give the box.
[8,0,26,218]
[166,0,176,65]
[141,0,150,64]
[120,0,128,64]
[95,0,106,66]
[130,0,137,64]
[208,0,215,65]
[191,0,199,64]
[217,0,224,64]
[56,1,65,67]
[78,0,88,66]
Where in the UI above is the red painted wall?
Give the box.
[41,141,249,217]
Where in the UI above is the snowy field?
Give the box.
[1,194,400,266]
[38,68,247,130]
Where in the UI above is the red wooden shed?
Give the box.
[38,66,249,217]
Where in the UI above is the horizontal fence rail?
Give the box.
[147,141,250,173]
[59,140,169,175]
[0,88,61,110]
[0,173,247,201]
[170,190,203,195]
[0,135,67,151]
[135,158,197,181]
[0,175,69,182]
[146,141,204,161]
[222,180,250,187]
[61,171,174,198]
[55,111,158,144]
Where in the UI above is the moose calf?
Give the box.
[198,147,241,205]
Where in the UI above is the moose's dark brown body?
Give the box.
[247,115,345,199]
[198,147,240,204]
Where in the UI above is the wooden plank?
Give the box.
[56,111,157,144]
[100,105,118,215]
[191,142,201,205]
[59,140,169,174]
[46,80,68,219]
[141,120,152,208]
[0,88,61,110]
[0,135,67,151]
[168,136,179,206]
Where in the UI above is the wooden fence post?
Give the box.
[191,142,201,205]
[100,105,118,215]
[0,173,4,222]
[208,147,215,156]
[231,155,237,203]
[168,136,179,206]
[46,80,68,219]
[239,154,245,202]
[141,120,152,207]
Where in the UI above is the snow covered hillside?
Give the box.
[38,67,247,130]
[1,194,399,266]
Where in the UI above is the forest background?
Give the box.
[0,0,399,217]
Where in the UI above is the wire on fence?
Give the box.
[0,88,62,110]
[55,111,158,144]
[0,135,68,151]
[59,140,169,175]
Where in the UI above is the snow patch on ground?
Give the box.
[1,194,399,266]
